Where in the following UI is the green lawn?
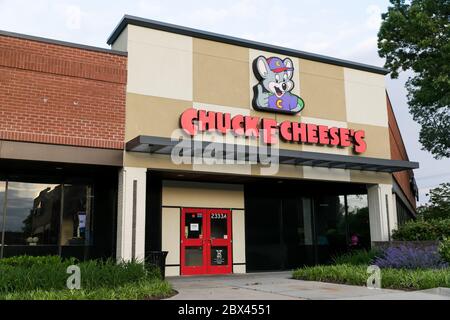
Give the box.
[0,256,175,300]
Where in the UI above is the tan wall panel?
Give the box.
[165,266,180,277]
[299,73,347,121]
[127,26,193,101]
[233,264,246,273]
[193,39,250,108]
[348,122,391,159]
[193,163,252,176]
[162,207,180,265]
[298,60,347,121]
[0,140,123,166]
[125,93,191,141]
[250,163,303,179]
[232,209,246,264]
[194,38,249,62]
[162,180,244,208]
[344,68,388,127]
[124,152,193,170]
[299,59,345,79]
[303,167,351,182]
[350,171,393,185]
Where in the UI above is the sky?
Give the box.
[0,0,449,205]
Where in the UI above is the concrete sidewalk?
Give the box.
[166,271,450,300]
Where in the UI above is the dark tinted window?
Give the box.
[4,182,60,245]
[347,194,370,249]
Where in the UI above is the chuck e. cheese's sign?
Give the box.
[179,54,367,154]
[180,108,367,154]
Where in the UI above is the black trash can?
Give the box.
[145,251,168,279]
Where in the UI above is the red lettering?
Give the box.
[354,130,367,153]
[180,108,198,136]
[292,122,307,142]
[232,115,245,136]
[261,118,278,144]
[280,121,293,141]
[216,112,231,134]
[329,127,340,146]
[318,125,330,145]
[180,108,368,152]
[339,128,351,147]
[198,110,216,131]
[244,116,260,137]
[307,124,318,144]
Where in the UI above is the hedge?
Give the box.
[392,218,450,241]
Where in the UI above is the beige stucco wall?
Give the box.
[232,209,246,273]
[162,180,244,208]
[161,207,180,266]
[126,25,193,101]
[121,24,392,184]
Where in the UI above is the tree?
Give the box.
[417,182,450,220]
[377,0,450,158]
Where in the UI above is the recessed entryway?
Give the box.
[180,208,232,275]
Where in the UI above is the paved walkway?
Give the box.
[166,271,450,300]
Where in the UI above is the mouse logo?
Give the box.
[252,56,305,114]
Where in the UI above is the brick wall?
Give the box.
[387,94,416,210]
[0,34,126,149]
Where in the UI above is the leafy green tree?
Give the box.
[417,182,450,220]
[377,0,450,158]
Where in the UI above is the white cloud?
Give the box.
[366,4,381,30]
[186,0,259,26]
[137,0,163,16]
[65,5,82,30]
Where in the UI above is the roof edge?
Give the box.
[0,29,127,56]
[107,14,389,75]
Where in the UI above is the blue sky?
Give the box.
[1,0,449,204]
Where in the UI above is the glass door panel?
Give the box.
[181,208,207,275]
[207,209,232,274]
[185,246,204,266]
[184,211,203,239]
[210,212,228,239]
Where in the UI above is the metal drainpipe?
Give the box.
[58,185,65,257]
[1,181,9,259]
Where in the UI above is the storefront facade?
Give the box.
[0,16,418,276]
[108,16,418,276]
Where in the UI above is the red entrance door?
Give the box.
[181,208,232,275]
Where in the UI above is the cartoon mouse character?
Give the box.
[252,56,305,114]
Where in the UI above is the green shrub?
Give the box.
[0,255,71,267]
[0,255,173,300]
[293,265,450,290]
[332,249,381,266]
[392,218,450,241]
[1,279,173,300]
[439,238,450,263]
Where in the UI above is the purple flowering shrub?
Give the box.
[374,245,449,269]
